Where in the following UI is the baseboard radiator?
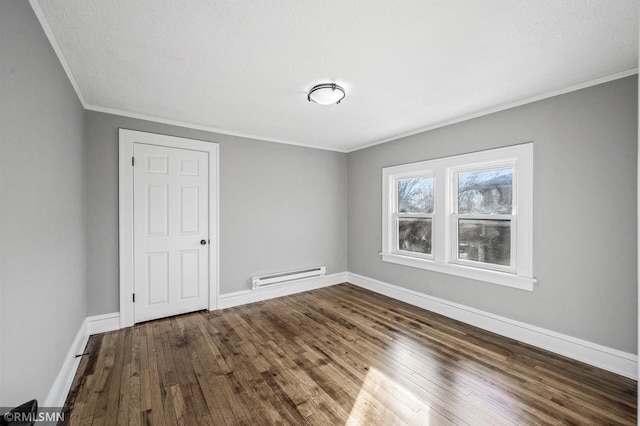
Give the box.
[252,266,326,290]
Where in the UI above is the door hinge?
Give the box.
[132,156,135,166]
[132,293,135,303]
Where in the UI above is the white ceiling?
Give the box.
[32,0,638,152]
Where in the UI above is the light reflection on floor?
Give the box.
[346,366,431,425]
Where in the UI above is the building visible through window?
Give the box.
[381,144,534,290]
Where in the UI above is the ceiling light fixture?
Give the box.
[307,83,346,105]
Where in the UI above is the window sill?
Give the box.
[381,253,535,291]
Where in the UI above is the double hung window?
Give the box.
[452,165,514,272]
[382,144,534,290]
[394,175,434,258]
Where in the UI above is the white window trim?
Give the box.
[449,159,517,274]
[382,143,535,291]
[391,172,435,260]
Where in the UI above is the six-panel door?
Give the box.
[133,143,209,323]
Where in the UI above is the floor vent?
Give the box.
[252,266,326,290]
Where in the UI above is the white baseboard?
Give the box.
[43,274,346,411]
[347,272,638,379]
[45,270,635,412]
[87,312,120,335]
[43,319,89,408]
[44,312,121,409]
[218,272,348,309]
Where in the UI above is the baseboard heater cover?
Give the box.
[252,266,326,290]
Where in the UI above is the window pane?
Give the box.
[398,218,432,254]
[458,168,512,214]
[458,219,510,266]
[398,177,434,214]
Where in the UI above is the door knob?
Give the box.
[200,239,207,245]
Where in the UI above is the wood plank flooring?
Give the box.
[61,283,637,425]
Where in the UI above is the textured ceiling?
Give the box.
[32,0,638,152]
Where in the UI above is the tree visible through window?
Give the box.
[381,143,534,290]
[396,176,433,255]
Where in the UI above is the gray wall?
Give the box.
[1,3,635,409]
[348,76,638,353]
[85,112,348,315]
[0,2,86,406]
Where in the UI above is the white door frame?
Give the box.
[118,128,219,328]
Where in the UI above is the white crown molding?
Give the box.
[347,272,638,379]
[87,69,639,154]
[347,68,640,153]
[29,0,637,155]
[86,105,349,153]
[29,0,88,108]
[31,0,346,153]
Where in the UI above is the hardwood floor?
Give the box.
[62,283,637,425]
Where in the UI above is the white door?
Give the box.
[133,143,209,323]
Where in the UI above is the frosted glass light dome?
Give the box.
[307,83,345,105]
